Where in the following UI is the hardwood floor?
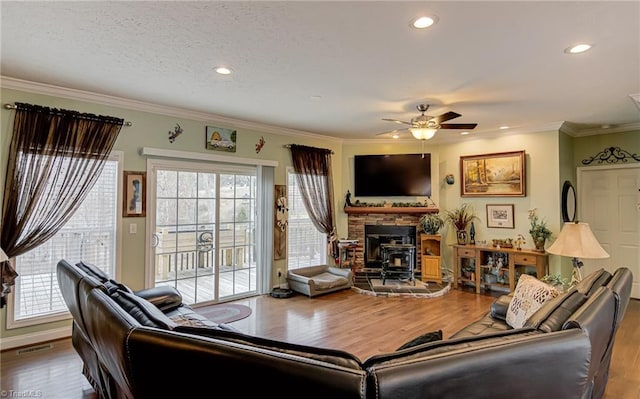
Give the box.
[1,288,638,398]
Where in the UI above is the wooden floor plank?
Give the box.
[1,288,638,398]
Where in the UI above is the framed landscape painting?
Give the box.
[460,150,526,197]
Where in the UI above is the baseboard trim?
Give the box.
[0,326,72,351]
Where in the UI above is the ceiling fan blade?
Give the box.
[439,123,478,130]
[382,118,412,126]
[431,111,461,124]
[375,128,409,136]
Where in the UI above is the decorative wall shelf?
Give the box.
[344,206,439,215]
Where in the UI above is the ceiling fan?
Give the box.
[379,104,478,140]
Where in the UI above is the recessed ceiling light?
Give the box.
[392,133,400,139]
[215,66,232,75]
[460,131,470,135]
[310,95,322,101]
[564,44,592,54]
[410,15,439,29]
[499,126,510,130]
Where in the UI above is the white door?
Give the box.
[578,164,640,299]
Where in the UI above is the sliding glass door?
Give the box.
[150,161,257,305]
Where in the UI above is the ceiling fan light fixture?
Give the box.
[411,15,438,29]
[410,127,437,140]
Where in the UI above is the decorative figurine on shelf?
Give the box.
[487,254,494,267]
[492,255,503,276]
[515,234,526,250]
[345,190,353,207]
[469,221,476,245]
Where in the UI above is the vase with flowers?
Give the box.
[444,203,478,245]
[528,208,552,252]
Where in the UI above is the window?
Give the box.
[287,169,326,270]
[8,153,121,328]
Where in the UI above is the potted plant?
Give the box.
[419,213,444,235]
[444,203,478,245]
[528,208,553,252]
[541,274,568,292]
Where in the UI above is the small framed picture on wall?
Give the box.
[123,171,146,217]
[486,204,514,229]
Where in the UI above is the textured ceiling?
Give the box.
[1,1,639,141]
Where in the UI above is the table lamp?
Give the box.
[546,221,609,283]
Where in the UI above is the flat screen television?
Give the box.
[354,153,431,197]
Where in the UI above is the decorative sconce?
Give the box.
[445,174,455,185]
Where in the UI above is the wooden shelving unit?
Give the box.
[452,244,548,293]
[420,234,442,283]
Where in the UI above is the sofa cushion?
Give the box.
[311,272,350,290]
[76,261,133,294]
[574,268,611,296]
[76,261,110,282]
[110,289,177,330]
[506,274,561,328]
[449,313,512,338]
[397,330,442,350]
[489,294,513,321]
[523,288,588,332]
[134,285,183,312]
[172,326,363,369]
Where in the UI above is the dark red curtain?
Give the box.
[289,144,338,259]
[0,102,123,307]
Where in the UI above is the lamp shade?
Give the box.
[546,222,609,259]
[409,127,437,140]
[0,247,8,262]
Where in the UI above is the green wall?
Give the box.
[0,86,343,342]
[1,83,637,347]
[572,130,640,168]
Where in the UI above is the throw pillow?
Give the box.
[506,274,561,329]
[396,329,443,350]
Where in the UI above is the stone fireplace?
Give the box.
[344,206,438,271]
[364,225,416,268]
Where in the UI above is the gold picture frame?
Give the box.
[460,150,526,197]
[123,171,146,217]
[486,204,515,229]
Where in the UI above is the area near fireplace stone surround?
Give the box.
[345,207,439,275]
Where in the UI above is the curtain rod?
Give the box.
[4,103,133,127]
[283,144,334,154]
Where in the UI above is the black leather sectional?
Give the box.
[57,259,631,399]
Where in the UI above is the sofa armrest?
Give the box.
[327,266,352,279]
[287,272,313,285]
[490,294,513,321]
[134,286,183,312]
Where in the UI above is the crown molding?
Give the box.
[560,121,640,137]
[0,76,341,143]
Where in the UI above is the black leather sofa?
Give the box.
[57,259,632,399]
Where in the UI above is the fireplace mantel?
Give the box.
[344,206,439,215]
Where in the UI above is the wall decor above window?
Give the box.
[206,125,237,152]
[460,150,526,197]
